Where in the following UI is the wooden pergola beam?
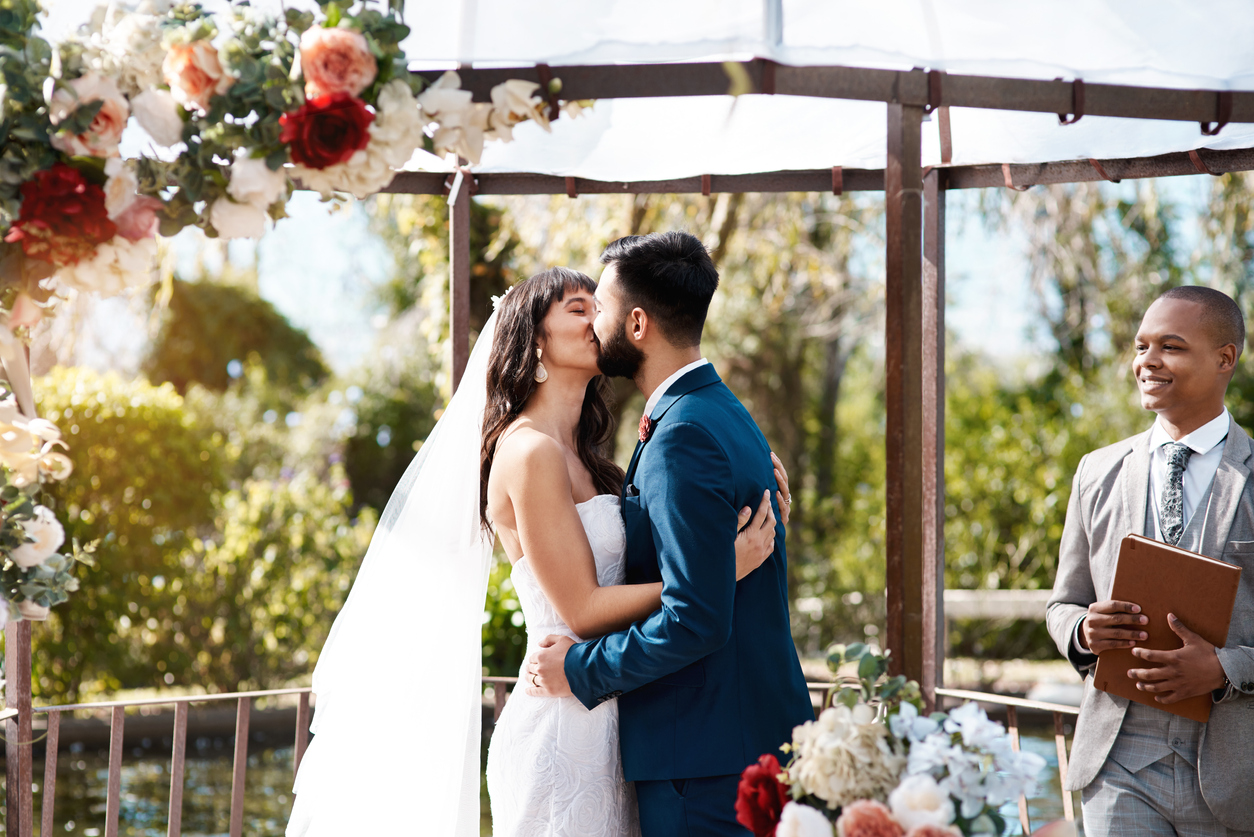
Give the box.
[416,61,1254,125]
[385,146,1254,199]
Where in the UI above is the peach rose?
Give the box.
[8,294,43,330]
[162,39,234,114]
[836,801,904,837]
[300,26,377,100]
[48,71,129,158]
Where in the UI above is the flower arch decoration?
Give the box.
[0,0,587,618]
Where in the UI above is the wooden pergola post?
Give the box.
[6,618,34,837]
[449,168,472,392]
[922,168,947,709]
[884,103,926,683]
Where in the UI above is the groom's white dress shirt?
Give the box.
[644,359,709,418]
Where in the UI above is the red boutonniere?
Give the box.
[638,414,654,443]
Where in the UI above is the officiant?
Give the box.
[1046,286,1254,836]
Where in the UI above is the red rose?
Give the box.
[736,754,790,837]
[3,163,117,267]
[280,92,374,169]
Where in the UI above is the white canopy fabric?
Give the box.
[41,0,1254,180]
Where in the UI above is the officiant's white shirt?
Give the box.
[1147,408,1229,539]
[644,358,709,418]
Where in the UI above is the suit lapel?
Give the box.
[1122,430,1153,537]
[1201,417,1252,559]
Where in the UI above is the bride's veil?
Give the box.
[287,312,499,837]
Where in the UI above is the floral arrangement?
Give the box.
[0,390,93,622]
[736,644,1050,837]
[1,0,589,312]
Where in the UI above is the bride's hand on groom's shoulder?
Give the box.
[735,491,777,580]
[526,635,575,698]
[771,451,792,528]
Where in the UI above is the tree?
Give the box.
[142,276,330,399]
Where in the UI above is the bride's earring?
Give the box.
[534,347,548,383]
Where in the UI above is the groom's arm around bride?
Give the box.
[529,232,813,836]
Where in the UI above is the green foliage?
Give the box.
[824,643,922,714]
[481,554,525,676]
[342,350,442,512]
[173,470,375,690]
[142,277,330,400]
[29,367,227,699]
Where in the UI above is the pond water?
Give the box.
[1,730,1078,836]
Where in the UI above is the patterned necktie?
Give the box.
[1160,442,1193,545]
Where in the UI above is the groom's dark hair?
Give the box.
[600,232,719,347]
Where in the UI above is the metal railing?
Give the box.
[935,687,1081,835]
[4,671,1078,837]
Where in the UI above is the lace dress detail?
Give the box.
[486,494,641,837]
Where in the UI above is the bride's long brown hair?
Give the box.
[479,267,625,531]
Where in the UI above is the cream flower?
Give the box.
[788,703,907,809]
[131,88,184,147]
[418,71,492,164]
[888,774,955,832]
[11,506,65,569]
[162,39,234,114]
[486,78,549,142]
[8,294,43,330]
[73,1,169,98]
[48,71,130,158]
[778,802,836,837]
[227,155,288,210]
[54,235,160,296]
[209,197,268,240]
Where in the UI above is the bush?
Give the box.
[27,367,226,699]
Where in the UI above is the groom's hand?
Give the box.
[525,634,575,697]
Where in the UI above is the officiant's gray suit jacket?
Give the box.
[1046,416,1254,829]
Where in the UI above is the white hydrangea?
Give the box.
[54,235,159,297]
[73,0,171,98]
[294,80,425,199]
[787,702,907,810]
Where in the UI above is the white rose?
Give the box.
[11,506,65,569]
[103,158,138,218]
[486,78,549,143]
[55,235,159,297]
[131,88,184,147]
[888,774,956,831]
[777,802,834,837]
[227,155,287,210]
[209,197,267,240]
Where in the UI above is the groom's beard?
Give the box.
[596,319,645,379]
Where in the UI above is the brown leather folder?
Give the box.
[1093,534,1242,722]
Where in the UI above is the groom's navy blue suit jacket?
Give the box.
[564,363,814,782]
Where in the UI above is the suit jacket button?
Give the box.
[1243,681,1253,690]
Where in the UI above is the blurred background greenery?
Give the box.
[15,173,1254,700]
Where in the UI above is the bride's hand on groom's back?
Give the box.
[735,490,776,580]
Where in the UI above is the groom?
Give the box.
[527,232,814,835]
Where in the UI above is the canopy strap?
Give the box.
[925,70,943,115]
[760,59,776,95]
[701,174,711,196]
[565,176,578,198]
[1201,91,1232,136]
[831,166,843,196]
[1189,149,1222,176]
[1058,78,1085,125]
[535,64,562,121]
[1088,158,1121,183]
[1001,163,1030,191]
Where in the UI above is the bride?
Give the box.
[287,267,783,837]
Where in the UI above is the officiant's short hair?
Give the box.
[601,232,719,347]
[1158,285,1245,358]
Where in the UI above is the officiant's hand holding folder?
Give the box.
[1093,534,1242,722]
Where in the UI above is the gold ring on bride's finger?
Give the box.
[531,672,539,687]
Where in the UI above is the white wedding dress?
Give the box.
[486,493,641,837]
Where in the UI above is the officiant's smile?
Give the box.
[1132,296,1237,439]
